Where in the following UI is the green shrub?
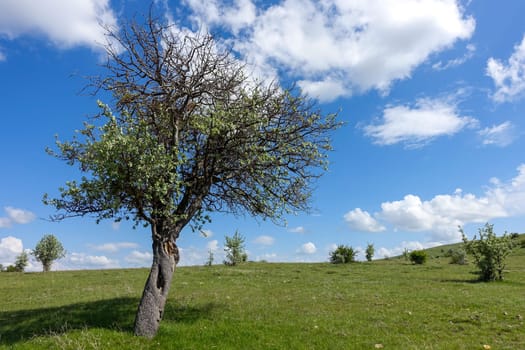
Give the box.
[409,250,427,265]
[461,223,515,281]
[449,248,468,265]
[329,245,357,264]
[224,231,247,266]
[365,243,375,262]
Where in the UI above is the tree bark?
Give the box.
[134,234,179,337]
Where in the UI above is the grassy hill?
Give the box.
[1,243,524,349]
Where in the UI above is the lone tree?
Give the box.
[224,231,247,266]
[44,14,339,338]
[365,243,374,262]
[461,223,515,281]
[33,234,66,272]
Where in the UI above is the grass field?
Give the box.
[1,243,524,349]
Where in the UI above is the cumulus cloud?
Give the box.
[184,0,256,34]
[125,250,153,266]
[187,0,474,101]
[487,34,525,102]
[377,241,441,259]
[346,164,525,241]
[0,207,36,228]
[364,97,477,148]
[297,242,317,254]
[0,236,23,266]
[478,121,517,147]
[57,252,118,270]
[344,208,386,232]
[206,239,219,251]
[254,235,275,246]
[89,242,139,253]
[0,0,118,57]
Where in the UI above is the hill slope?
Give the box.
[1,244,524,349]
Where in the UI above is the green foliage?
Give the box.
[33,234,66,272]
[448,248,468,265]
[365,243,375,262]
[329,244,357,264]
[4,265,17,272]
[14,251,29,272]
[461,223,515,281]
[409,250,427,265]
[224,231,247,266]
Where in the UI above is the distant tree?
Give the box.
[0,263,3,272]
[205,249,214,266]
[14,251,29,272]
[5,265,17,272]
[409,250,427,265]
[449,248,468,265]
[461,223,515,281]
[329,245,357,264]
[33,234,66,272]
[224,231,247,266]
[365,243,375,262]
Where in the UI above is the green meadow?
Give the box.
[1,243,524,349]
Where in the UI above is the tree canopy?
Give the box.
[33,234,66,272]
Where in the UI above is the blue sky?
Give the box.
[1,0,525,271]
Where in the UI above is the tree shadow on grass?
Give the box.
[0,297,219,345]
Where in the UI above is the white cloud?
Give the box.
[364,97,477,147]
[189,0,474,100]
[254,235,275,246]
[487,34,525,102]
[478,121,517,147]
[347,164,525,241]
[297,242,317,254]
[184,0,257,34]
[125,250,153,266]
[0,0,118,53]
[432,43,476,71]
[0,207,36,228]
[89,242,139,253]
[377,241,440,259]
[344,208,386,232]
[0,236,23,266]
[57,252,118,270]
[288,226,306,234]
[0,49,5,61]
[206,239,219,251]
[297,78,350,102]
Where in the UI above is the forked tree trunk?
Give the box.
[134,235,179,337]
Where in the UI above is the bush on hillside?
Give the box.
[409,250,427,265]
[449,248,468,265]
[461,223,515,281]
[329,245,357,264]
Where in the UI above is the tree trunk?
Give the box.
[134,235,179,337]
